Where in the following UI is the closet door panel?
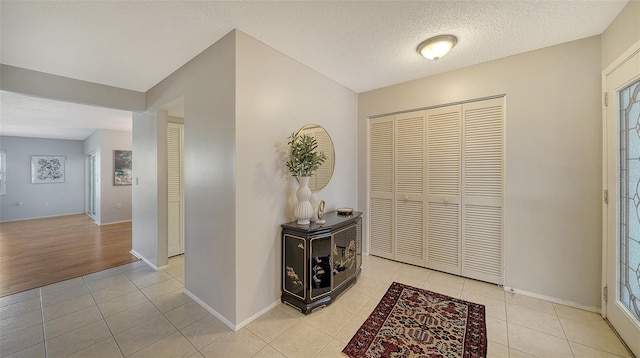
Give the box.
[426,106,462,273]
[369,116,394,259]
[462,98,504,284]
[395,111,425,265]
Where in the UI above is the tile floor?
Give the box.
[0,254,633,358]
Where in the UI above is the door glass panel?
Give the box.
[619,78,640,321]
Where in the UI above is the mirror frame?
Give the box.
[295,123,335,191]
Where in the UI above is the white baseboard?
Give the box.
[0,212,85,223]
[504,286,601,314]
[235,300,280,331]
[129,250,169,271]
[99,219,132,226]
[184,289,237,331]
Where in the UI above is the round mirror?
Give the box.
[296,124,335,191]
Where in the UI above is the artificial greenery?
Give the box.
[285,132,327,177]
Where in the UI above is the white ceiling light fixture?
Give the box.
[417,34,458,61]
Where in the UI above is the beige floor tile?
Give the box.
[329,289,369,314]
[180,315,232,350]
[45,320,111,358]
[86,273,131,293]
[347,276,383,297]
[189,352,205,358]
[175,275,186,284]
[141,278,183,300]
[165,265,185,278]
[44,305,103,339]
[269,321,332,358]
[487,340,509,358]
[462,279,505,302]
[114,315,177,356]
[395,264,432,280]
[360,266,397,283]
[303,305,354,337]
[390,272,427,288]
[123,266,156,280]
[508,322,574,357]
[486,316,508,346]
[0,324,43,357]
[0,289,39,308]
[91,281,139,303]
[334,314,367,344]
[245,307,299,343]
[505,292,556,315]
[0,297,41,321]
[4,342,45,358]
[116,260,147,273]
[425,271,465,290]
[165,301,209,329]
[421,282,462,298]
[97,290,149,317]
[355,296,381,318]
[42,294,95,322]
[0,310,43,337]
[66,337,124,358]
[151,289,192,313]
[274,303,306,319]
[506,304,565,338]
[569,341,630,357]
[315,338,347,358]
[199,329,266,358]
[509,348,536,357]
[41,284,90,307]
[251,345,286,358]
[105,301,161,334]
[560,317,631,357]
[460,292,507,321]
[554,304,605,325]
[82,266,125,283]
[131,271,173,289]
[129,331,196,358]
[41,277,85,295]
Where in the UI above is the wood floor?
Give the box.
[0,214,139,297]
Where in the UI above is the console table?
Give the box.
[281,211,362,314]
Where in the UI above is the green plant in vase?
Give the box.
[286,133,327,224]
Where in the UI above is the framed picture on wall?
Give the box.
[114,150,132,186]
[31,155,66,184]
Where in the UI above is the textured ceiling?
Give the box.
[0,91,132,140]
[0,0,629,139]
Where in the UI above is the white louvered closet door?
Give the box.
[167,122,184,257]
[395,111,426,265]
[462,98,504,284]
[426,105,462,275]
[369,115,394,259]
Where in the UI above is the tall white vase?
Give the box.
[294,176,314,225]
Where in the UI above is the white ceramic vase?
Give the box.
[294,176,314,225]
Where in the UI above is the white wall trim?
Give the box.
[235,300,280,331]
[184,289,237,331]
[99,219,132,226]
[0,212,86,223]
[129,250,168,271]
[504,286,601,314]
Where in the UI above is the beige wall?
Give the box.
[235,31,358,324]
[140,31,237,323]
[358,36,603,308]
[601,0,640,70]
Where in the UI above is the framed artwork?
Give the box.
[114,150,132,186]
[31,155,66,184]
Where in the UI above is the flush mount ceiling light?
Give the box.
[417,35,458,61]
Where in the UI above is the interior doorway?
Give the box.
[87,151,97,219]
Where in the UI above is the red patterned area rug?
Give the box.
[342,282,487,358]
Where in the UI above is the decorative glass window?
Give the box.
[619,78,640,322]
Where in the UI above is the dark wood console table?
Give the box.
[281,211,362,314]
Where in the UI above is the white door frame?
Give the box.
[602,38,640,357]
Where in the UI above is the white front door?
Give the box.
[604,43,640,357]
